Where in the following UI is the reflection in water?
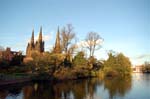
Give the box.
[1,74,150,99]
[0,83,27,99]
[0,79,102,99]
[0,90,8,99]
[22,79,102,99]
[103,76,132,99]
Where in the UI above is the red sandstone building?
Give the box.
[0,47,21,61]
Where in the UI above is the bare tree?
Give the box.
[61,24,76,59]
[85,32,103,57]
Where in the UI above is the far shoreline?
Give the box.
[1,72,149,86]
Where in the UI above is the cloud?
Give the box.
[135,54,150,59]
[0,45,5,51]
[76,39,104,48]
[130,54,150,65]
[35,34,51,41]
[44,35,51,41]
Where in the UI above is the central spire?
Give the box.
[39,26,42,42]
[54,26,61,53]
[31,28,34,44]
[56,27,60,46]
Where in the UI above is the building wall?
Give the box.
[0,47,21,61]
[132,66,143,73]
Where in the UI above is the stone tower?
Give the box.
[35,26,44,53]
[53,27,61,53]
[26,27,44,57]
[26,29,35,57]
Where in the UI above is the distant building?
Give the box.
[24,26,64,63]
[0,47,22,61]
[26,27,44,57]
[132,65,143,73]
[24,27,44,63]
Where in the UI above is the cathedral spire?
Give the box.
[26,27,44,57]
[31,28,34,44]
[39,26,42,42]
[56,26,60,45]
[54,26,61,53]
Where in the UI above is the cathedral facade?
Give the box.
[26,27,44,57]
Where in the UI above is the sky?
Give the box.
[0,0,149,65]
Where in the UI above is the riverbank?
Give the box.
[0,73,32,86]
[0,78,31,86]
[0,70,98,86]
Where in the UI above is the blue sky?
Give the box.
[0,0,149,65]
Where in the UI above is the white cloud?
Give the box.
[76,39,104,48]
[35,34,51,41]
[130,54,150,66]
[44,35,51,41]
[135,54,150,59]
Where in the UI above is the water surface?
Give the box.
[0,73,150,99]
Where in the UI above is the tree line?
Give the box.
[0,24,132,79]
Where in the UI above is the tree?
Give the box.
[142,61,150,73]
[10,53,24,66]
[104,52,131,77]
[73,51,87,68]
[84,32,103,57]
[61,24,76,58]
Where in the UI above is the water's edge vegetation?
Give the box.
[0,51,133,86]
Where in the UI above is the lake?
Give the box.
[0,73,150,99]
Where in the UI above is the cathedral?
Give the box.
[26,27,44,57]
